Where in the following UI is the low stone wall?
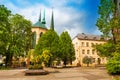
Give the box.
[25,69,49,75]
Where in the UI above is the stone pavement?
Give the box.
[0,67,114,80]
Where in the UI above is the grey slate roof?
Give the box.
[75,33,106,41]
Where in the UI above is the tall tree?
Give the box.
[94,41,115,57]
[59,31,75,66]
[0,5,32,66]
[96,0,120,43]
[34,30,59,66]
[0,5,11,55]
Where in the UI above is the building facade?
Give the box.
[72,33,107,66]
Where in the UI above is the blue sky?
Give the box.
[0,0,101,38]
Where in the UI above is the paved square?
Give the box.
[0,67,114,80]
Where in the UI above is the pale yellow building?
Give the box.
[72,33,107,67]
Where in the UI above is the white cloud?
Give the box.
[14,2,85,38]
[1,0,87,38]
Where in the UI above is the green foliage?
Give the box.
[0,5,32,66]
[34,30,59,66]
[0,66,11,70]
[41,50,52,64]
[94,41,115,57]
[115,41,120,53]
[59,31,75,66]
[96,0,115,36]
[96,0,120,43]
[32,55,43,64]
[30,49,52,68]
[28,64,43,70]
[82,56,93,67]
[106,52,120,74]
[112,78,120,80]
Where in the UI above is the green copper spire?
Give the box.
[50,10,54,30]
[32,9,47,29]
[38,9,41,22]
[42,9,46,24]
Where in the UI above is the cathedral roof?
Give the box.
[32,9,47,29]
[32,21,47,29]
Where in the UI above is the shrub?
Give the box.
[82,56,93,67]
[106,52,120,74]
[28,64,43,70]
[0,66,11,70]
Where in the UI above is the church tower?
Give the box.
[31,10,48,48]
[31,9,55,48]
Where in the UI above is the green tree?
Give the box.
[106,52,120,74]
[34,30,59,67]
[0,5,32,66]
[94,41,115,57]
[96,0,120,43]
[82,56,93,67]
[59,31,75,66]
[0,5,11,55]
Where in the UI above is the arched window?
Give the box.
[39,32,43,37]
[32,31,36,49]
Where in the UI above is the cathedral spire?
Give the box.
[42,9,46,24]
[50,9,54,30]
[38,9,41,22]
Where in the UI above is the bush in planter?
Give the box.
[106,52,120,74]
[28,55,43,70]
[28,64,43,70]
[82,56,93,67]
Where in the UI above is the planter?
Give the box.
[25,69,49,75]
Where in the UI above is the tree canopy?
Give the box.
[96,0,120,74]
[59,31,75,66]
[96,0,120,43]
[94,41,115,57]
[0,5,32,66]
[34,30,60,66]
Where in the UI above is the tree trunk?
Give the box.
[87,63,89,67]
[112,0,120,43]
[70,59,72,65]
[5,53,13,67]
[63,57,67,67]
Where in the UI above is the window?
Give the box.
[32,31,36,49]
[86,42,89,47]
[92,49,95,54]
[81,42,84,46]
[92,58,95,63]
[39,32,43,37]
[87,50,90,54]
[96,43,98,45]
[91,43,94,47]
[82,49,85,54]
[76,50,78,52]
